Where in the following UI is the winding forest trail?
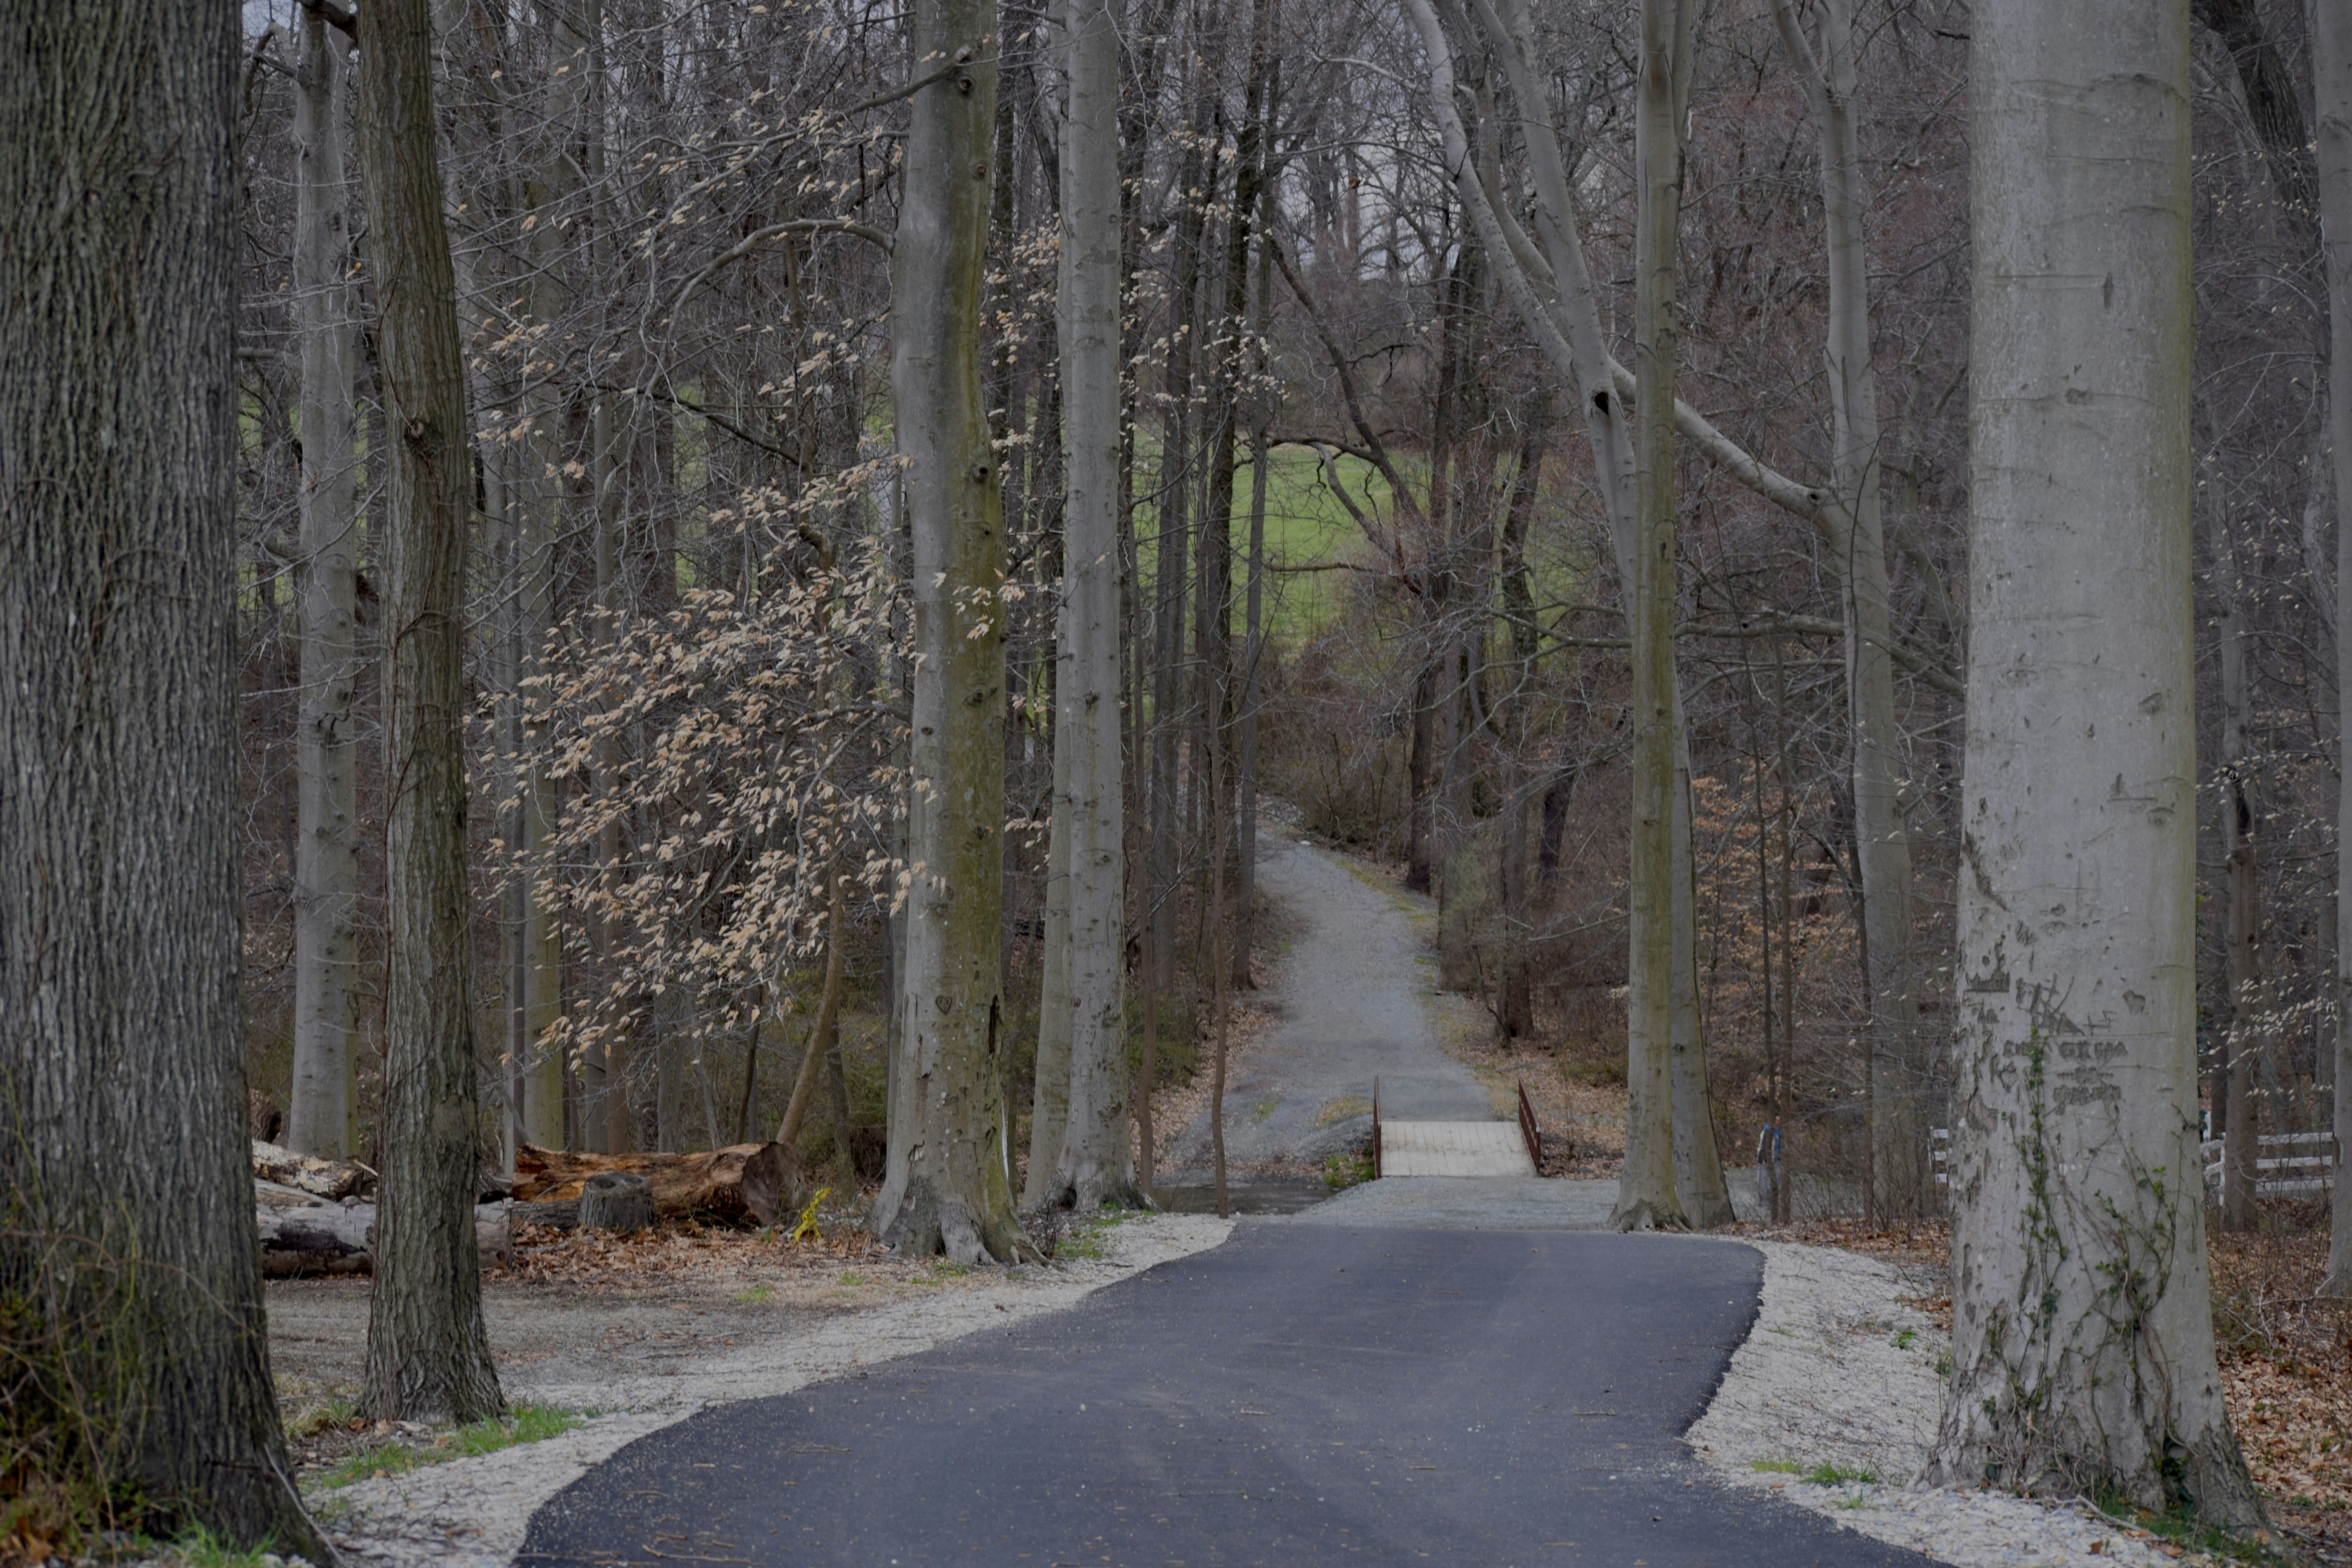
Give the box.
[1157,823,1493,1189]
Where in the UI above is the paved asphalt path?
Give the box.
[519,1225,1941,1568]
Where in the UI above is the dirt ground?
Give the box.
[267,1218,1063,1471]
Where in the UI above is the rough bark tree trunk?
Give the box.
[353,0,506,1424]
[0,2,323,1547]
[871,0,1036,1262]
[1924,0,2260,1524]
[1049,0,1141,1211]
[2321,0,2352,1300]
[289,5,364,1162]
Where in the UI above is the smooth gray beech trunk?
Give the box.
[289,6,364,1161]
[1769,0,1922,1217]
[1046,0,1139,1211]
[353,0,506,1422]
[2320,0,2352,1299]
[0,2,323,1548]
[1924,0,2259,1523]
[1414,0,1727,1225]
[1615,0,1696,1232]
[871,0,1036,1261]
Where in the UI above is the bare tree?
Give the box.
[1047,0,1141,1210]
[1925,0,2259,1522]
[1615,0,1696,1232]
[1768,0,1921,1218]
[287,2,363,1161]
[871,0,1038,1261]
[0,0,323,1548]
[353,0,506,1423]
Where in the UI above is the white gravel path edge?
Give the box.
[304,1213,1234,1568]
[1683,1233,2210,1568]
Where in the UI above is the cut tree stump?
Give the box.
[577,1172,655,1233]
[739,1140,805,1228]
[513,1142,768,1222]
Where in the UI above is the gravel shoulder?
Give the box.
[281,1213,1230,1567]
[1686,1232,2237,1568]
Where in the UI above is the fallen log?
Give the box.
[512,1142,770,1222]
[250,1139,372,1202]
[257,1201,511,1278]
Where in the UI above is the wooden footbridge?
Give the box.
[1371,1078,1546,1178]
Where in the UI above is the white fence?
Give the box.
[2202,1132,2339,1199]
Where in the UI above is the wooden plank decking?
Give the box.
[1377,1120,1537,1178]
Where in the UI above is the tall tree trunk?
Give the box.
[2212,487,2261,1231]
[871,0,1036,1262]
[1669,732,1734,1225]
[1770,0,1920,1218]
[1413,0,1725,1221]
[514,2,590,1154]
[2321,0,2352,1300]
[289,7,364,1161]
[353,0,506,1424]
[1049,0,1141,1210]
[0,2,322,1547]
[1236,171,1275,975]
[1613,0,1695,1232]
[1026,732,1075,1206]
[1495,394,1548,1040]
[1924,0,2258,1523]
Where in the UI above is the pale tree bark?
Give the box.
[1924,0,2259,1523]
[1769,0,1921,1218]
[871,0,1038,1262]
[0,2,322,1548]
[353,0,506,1423]
[2319,0,2352,1299]
[1412,0,1726,1224]
[289,5,364,1161]
[1048,0,1140,1212]
[1613,0,1695,1232]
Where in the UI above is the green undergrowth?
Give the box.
[313,1405,586,1490]
[1056,1206,1138,1262]
[1749,1458,1883,1486]
[161,1525,308,1568]
[1322,1150,1376,1191]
